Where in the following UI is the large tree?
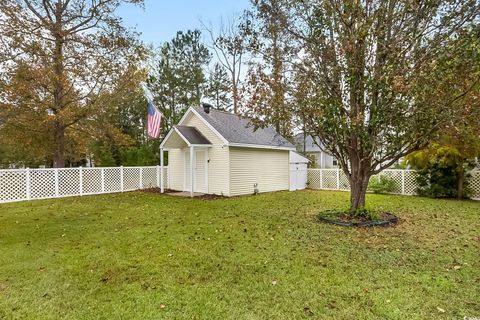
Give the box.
[203,15,246,114]
[147,30,211,134]
[242,0,296,138]
[206,62,231,110]
[405,26,480,199]
[0,0,145,167]
[252,0,480,213]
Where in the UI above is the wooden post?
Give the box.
[401,170,405,195]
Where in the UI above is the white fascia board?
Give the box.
[177,107,193,126]
[159,128,176,148]
[190,144,212,148]
[229,142,296,151]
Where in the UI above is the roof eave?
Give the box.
[228,142,296,151]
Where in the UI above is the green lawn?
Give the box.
[0,190,479,319]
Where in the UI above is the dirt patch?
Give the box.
[197,194,228,200]
[141,188,180,194]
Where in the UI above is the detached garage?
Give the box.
[160,104,299,197]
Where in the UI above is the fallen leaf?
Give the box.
[437,307,445,313]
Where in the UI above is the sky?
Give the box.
[117,0,251,46]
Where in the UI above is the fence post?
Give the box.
[401,170,405,195]
[139,168,143,189]
[54,169,59,197]
[120,166,124,192]
[336,168,340,190]
[26,168,31,200]
[79,167,83,196]
[101,168,105,193]
[157,165,160,188]
[320,169,323,189]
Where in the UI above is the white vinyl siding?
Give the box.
[182,113,230,196]
[229,147,289,196]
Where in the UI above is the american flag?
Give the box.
[147,100,162,138]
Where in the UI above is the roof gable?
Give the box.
[190,106,295,150]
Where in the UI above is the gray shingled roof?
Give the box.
[175,125,211,145]
[194,106,295,149]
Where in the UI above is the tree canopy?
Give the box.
[248,0,480,213]
[0,0,147,167]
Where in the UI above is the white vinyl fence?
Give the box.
[0,166,169,204]
[307,168,480,200]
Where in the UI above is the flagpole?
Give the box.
[144,89,164,191]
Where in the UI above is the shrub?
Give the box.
[414,164,472,198]
[368,175,397,194]
[405,143,478,199]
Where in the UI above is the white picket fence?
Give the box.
[0,166,169,204]
[307,168,480,200]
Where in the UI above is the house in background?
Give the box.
[160,104,308,197]
[294,133,338,169]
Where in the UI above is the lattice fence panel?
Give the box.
[82,168,103,194]
[163,167,169,189]
[339,170,350,191]
[470,171,480,200]
[58,169,80,197]
[376,170,403,194]
[141,167,158,188]
[123,167,141,191]
[104,168,121,193]
[307,168,420,196]
[30,169,56,199]
[322,169,339,190]
[403,170,417,195]
[0,170,27,202]
[307,169,321,189]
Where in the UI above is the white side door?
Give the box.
[195,150,207,193]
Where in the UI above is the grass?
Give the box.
[0,190,479,319]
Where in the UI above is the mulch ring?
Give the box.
[318,212,399,227]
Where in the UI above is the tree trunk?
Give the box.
[53,122,65,168]
[348,157,371,213]
[52,3,66,168]
[232,72,238,114]
[349,173,370,213]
